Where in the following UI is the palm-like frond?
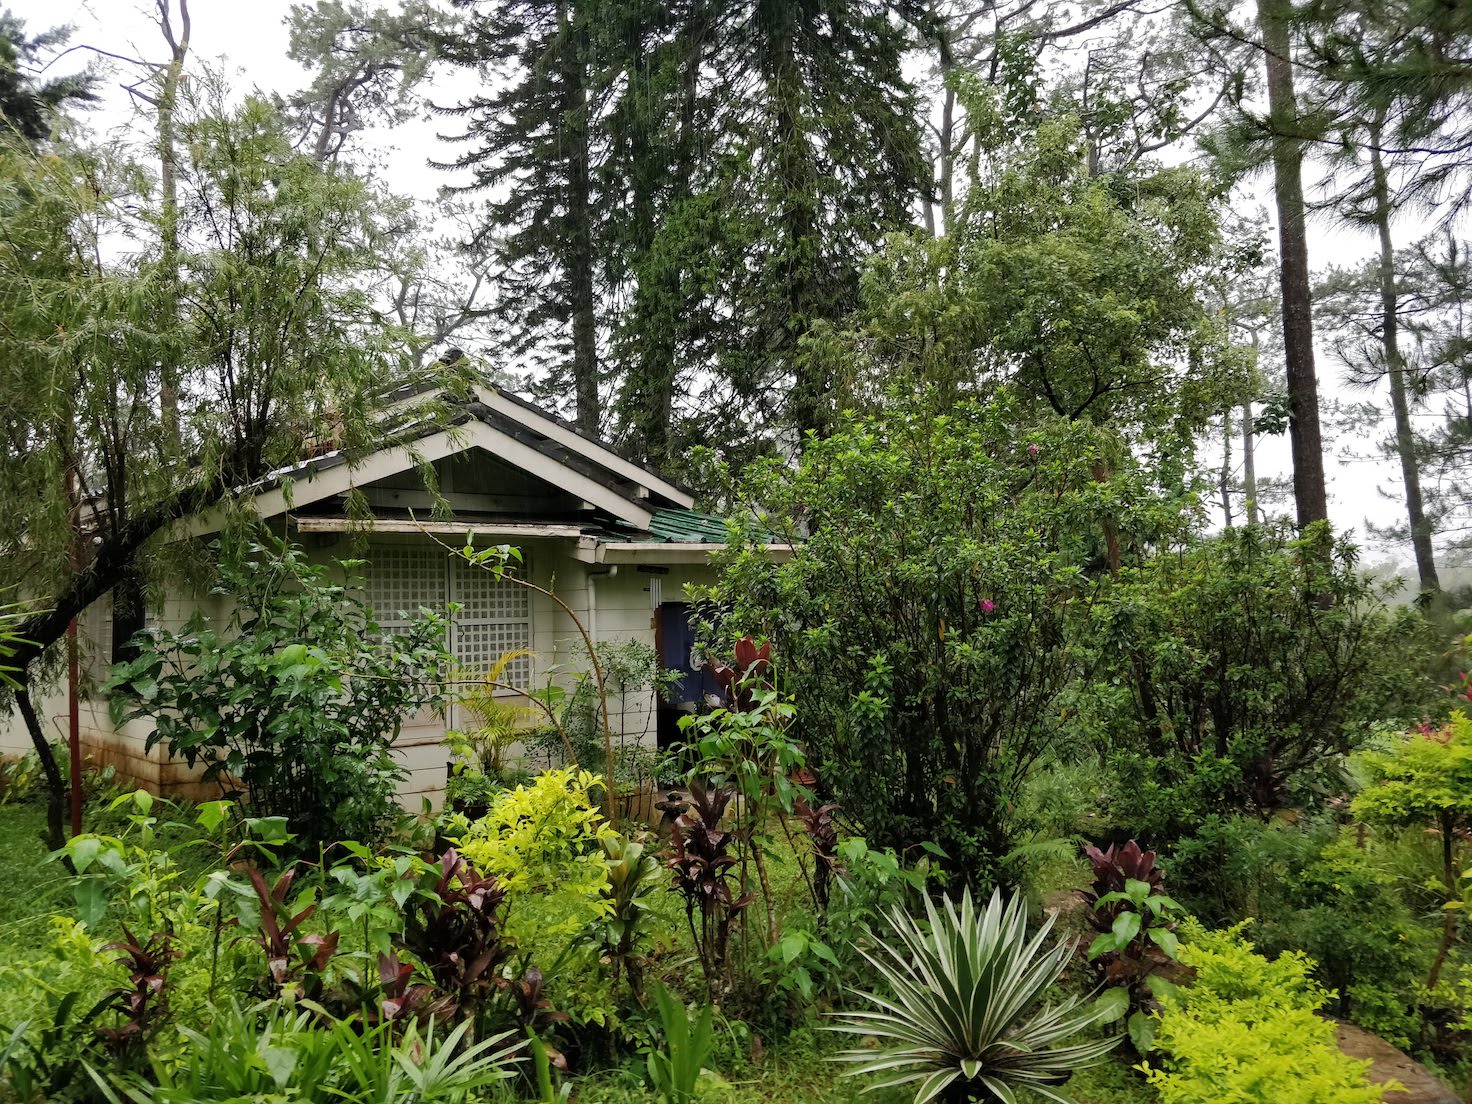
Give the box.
[832,888,1117,1104]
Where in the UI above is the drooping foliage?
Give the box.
[0,90,462,846]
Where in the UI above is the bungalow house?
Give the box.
[0,383,787,806]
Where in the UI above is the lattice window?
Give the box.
[365,545,447,629]
[362,543,534,703]
[450,555,533,688]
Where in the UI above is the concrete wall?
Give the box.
[1,537,720,812]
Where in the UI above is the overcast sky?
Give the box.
[9,0,1440,572]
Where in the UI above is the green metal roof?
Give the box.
[648,509,732,543]
[604,509,732,544]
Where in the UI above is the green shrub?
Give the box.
[106,534,452,847]
[1141,921,1393,1103]
[1084,523,1435,843]
[457,767,616,1027]
[704,392,1173,887]
[1166,815,1431,1046]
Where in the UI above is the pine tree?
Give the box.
[439,1,927,454]
[714,0,927,441]
[0,12,96,142]
[1257,0,1329,528]
[437,0,603,433]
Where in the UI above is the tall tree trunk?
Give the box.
[156,0,190,439]
[935,19,956,235]
[1258,0,1329,528]
[14,681,65,852]
[1221,406,1235,527]
[1369,117,1439,591]
[1429,810,1460,990]
[1242,397,1260,525]
[558,1,599,435]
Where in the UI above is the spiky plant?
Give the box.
[832,888,1117,1104]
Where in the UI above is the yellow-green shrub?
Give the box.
[458,767,616,1025]
[1141,921,1394,1104]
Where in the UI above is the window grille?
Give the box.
[450,555,533,688]
[364,543,534,697]
[365,545,446,629]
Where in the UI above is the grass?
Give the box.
[0,801,72,943]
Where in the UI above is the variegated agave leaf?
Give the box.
[831,887,1118,1104]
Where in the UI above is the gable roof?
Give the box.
[184,384,704,540]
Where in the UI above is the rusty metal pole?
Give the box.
[67,614,81,837]
[67,471,82,838]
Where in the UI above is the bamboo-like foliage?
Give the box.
[832,888,1117,1104]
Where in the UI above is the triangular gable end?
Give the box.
[184,417,659,538]
[471,386,695,510]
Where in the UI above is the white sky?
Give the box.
[10,0,1438,573]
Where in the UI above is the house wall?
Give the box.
[1,536,721,812]
[0,582,230,801]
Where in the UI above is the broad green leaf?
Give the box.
[74,879,107,929]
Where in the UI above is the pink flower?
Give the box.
[1028,443,1040,458]
[980,598,996,613]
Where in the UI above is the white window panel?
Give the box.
[449,555,533,688]
[366,545,447,629]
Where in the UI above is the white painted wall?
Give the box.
[1,537,722,812]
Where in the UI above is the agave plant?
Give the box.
[832,888,1117,1104]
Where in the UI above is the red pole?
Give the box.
[67,614,81,838]
[67,470,82,838]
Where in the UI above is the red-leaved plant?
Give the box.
[795,798,841,914]
[665,782,752,993]
[708,636,772,712]
[399,849,512,1019]
[1079,840,1185,1051]
[1079,840,1163,927]
[97,926,179,1051]
[242,863,340,1001]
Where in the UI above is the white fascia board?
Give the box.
[294,518,590,540]
[581,541,795,565]
[474,385,695,509]
[176,429,469,539]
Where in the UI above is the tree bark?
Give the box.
[156,0,190,439]
[11,476,223,674]
[558,1,599,436]
[1369,117,1439,591]
[9,476,222,847]
[1221,406,1235,527]
[1242,397,1260,525]
[13,681,65,852]
[1258,0,1329,528]
[1429,810,1459,990]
